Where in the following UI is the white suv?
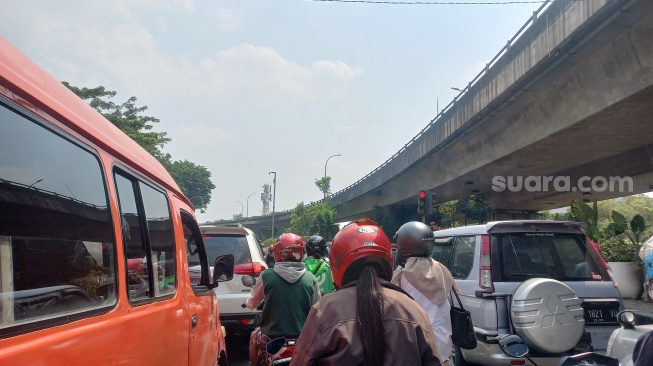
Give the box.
[189,224,267,336]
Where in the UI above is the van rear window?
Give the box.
[499,233,601,281]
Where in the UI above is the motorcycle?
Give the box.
[258,336,296,366]
[497,334,620,366]
[241,302,296,366]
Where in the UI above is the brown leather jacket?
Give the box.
[290,282,442,366]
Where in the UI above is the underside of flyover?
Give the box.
[230,0,653,235]
[335,1,653,222]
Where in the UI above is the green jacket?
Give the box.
[304,257,334,294]
[260,268,318,337]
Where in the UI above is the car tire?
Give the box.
[511,278,585,353]
[454,345,479,366]
[217,351,228,366]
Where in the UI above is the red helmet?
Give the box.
[329,218,393,288]
[273,233,305,262]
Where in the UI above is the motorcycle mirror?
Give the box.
[213,254,234,283]
[618,310,636,329]
[241,275,256,288]
[498,334,529,358]
[267,337,286,356]
[559,352,619,366]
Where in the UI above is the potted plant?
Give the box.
[571,200,648,299]
[601,211,649,299]
[600,236,644,299]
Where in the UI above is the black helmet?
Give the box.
[394,221,435,259]
[306,235,327,257]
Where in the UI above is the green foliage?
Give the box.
[373,205,386,229]
[539,209,572,221]
[458,194,489,224]
[569,197,653,262]
[62,82,170,159]
[290,202,313,236]
[263,238,275,246]
[289,200,337,238]
[63,82,214,212]
[570,200,601,242]
[313,202,337,238]
[232,213,244,221]
[599,236,641,262]
[434,199,459,228]
[163,159,216,213]
[315,176,331,197]
[201,219,228,225]
[372,205,402,240]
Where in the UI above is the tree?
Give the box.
[232,213,244,221]
[311,200,338,239]
[540,209,572,221]
[62,83,170,159]
[290,202,313,236]
[315,176,331,198]
[289,200,337,238]
[63,82,215,212]
[434,199,459,228]
[458,194,489,224]
[164,159,216,213]
[570,200,601,242]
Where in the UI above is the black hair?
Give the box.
[356,264,389,365]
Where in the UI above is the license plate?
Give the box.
[584,307,619,324]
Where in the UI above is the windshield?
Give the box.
[188,234,252,266]
[498,233,601,281]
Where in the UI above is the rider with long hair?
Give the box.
[290,219,441,365]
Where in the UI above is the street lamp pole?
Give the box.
[236,201,243,216]
[269,172,277,238]
[324,154,341,199]
[246,192,256,218]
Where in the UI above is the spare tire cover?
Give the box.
[511,278,584,353]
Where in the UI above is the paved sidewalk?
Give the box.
[623,298,653,312]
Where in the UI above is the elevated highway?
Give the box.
[222,0,653,237]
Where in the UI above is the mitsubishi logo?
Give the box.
[541,295,572,327]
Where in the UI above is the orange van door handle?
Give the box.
[192,314,198,330]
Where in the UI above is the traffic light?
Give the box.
[425,190,434,216]
[418,190,427,215]
[417,190,434,216]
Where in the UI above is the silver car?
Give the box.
[432,220,623,366]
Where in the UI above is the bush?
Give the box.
[263,237,275,246]
[599,236,640,262]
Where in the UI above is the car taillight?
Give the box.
[588,239,618,288]
[479,234,494,291]
[234,262,267,277]
[589,239,610,270]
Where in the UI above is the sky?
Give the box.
[0,0,549,222]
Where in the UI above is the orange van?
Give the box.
[0,36,230,365]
